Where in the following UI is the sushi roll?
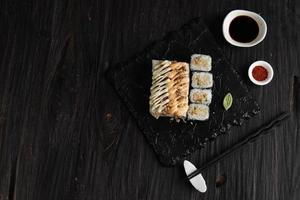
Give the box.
[187,104,209,121]
[149,60,190,120]
[191,72,213,88]
[190,54,212,71]
[190,89,212,105]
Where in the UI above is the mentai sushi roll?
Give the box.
[187,104,209,121]
[191,72,213,88]
[149,60,190,120]
[189,89,212,105]
[190,54,212,71]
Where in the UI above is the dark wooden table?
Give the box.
[0,0,300,199]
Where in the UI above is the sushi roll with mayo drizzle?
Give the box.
[149,60,190,120]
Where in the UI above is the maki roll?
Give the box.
[190,54,212,71]
[149,60,190,120]
[191,72,213,88]
[190,89,212,105]
[187,104,209,121]
[187,54,213,122]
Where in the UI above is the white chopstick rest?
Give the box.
[183,160,207,193]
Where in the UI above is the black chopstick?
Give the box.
[187,112,290,180]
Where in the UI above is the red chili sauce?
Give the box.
[252,66,268,81]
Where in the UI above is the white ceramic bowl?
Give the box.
[248,61,273,85]
[223,10,267,47]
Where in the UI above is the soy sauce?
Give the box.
[229,16,259,43]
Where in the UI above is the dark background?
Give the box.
[0,0,299,199]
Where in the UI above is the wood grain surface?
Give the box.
[0,0,299,199]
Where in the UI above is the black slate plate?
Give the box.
[107,18,260,166]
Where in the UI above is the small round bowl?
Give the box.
[223,10,267,47]
[248,61,273,86]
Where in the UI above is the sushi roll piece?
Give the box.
[191,72,213,88]
[190,89,212,105]
[187,104,209,121]
[190,54,212,71]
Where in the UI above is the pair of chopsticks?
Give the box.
[187,112,290,180]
